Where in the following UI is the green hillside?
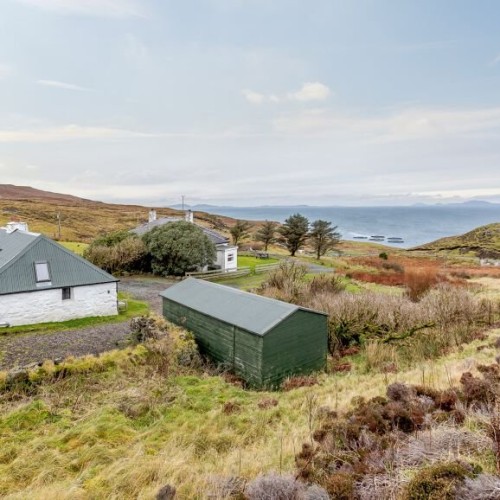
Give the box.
[411,222,500,258]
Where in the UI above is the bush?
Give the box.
[404,268,440,301]
[402,461,475,500]
[84,236,147,274]
[245,473,304,500]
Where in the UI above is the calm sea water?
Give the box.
[199,205,500,248]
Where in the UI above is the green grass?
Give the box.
[59,241,89,255]
[0,293,148,338]
[215,273,269,290]
[237,255,279,271]
[0,327,498,498]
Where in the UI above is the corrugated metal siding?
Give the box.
[163,298,263,385]
[0,229,38,269]
[262,310,328,387]
[0,236,117,294]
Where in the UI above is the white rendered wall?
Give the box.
[0,283,118,327]
[215,246,238,271]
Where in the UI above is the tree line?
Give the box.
[84,213,341,277]
[230,213,341,259]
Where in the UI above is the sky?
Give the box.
[1,0,500,207]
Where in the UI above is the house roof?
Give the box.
[0,229,118,295]
[160,278,326,336]
[131,218,229,245]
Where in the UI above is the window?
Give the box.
[227,253,234,262]
[62,287,72,300]
[34,261,51,282]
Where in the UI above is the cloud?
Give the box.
[241,89,266,104]
[0,64,13,80]
[273,106,500,142]
[288,82,331,102]
[0,125,159,143]
[242,82,331,105]
[14,0,145,18]
[37,79,92,92]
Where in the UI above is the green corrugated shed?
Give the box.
[160,278,328,387]
[0,229,117,294]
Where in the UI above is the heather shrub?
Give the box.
[244,473,305,499]
[455,474,500,499]
[402,461,476,500]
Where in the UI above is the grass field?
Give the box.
[237,255,279,271]
[59,241,89,255]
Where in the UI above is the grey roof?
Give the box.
[131,217,181,236]
[160,278,326,336]
[0,229,38,269]
[0,229,117,295]
[131,218,229,245]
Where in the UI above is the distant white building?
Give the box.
[131,210,238,272]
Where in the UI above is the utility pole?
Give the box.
[56,212,61,240]
[181,195,185,211]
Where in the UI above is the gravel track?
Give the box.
[0,277,173,370]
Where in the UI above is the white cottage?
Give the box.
[0,226,118,327]
[132,210,238,272]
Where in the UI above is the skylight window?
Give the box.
[34,261,51,282]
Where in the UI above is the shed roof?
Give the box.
[160,278,326,336]
[0,229,118,295]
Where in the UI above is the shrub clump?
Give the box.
[402,461,476,500]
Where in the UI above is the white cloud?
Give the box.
[37,79,92,92]
[242,89,265,104]
[14,0,145,18]
[242,82,331,105]
[273,106,500,142]
[0,125,159,143]
[0,64,13,80]
[288,82,331,101]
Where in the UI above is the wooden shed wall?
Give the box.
[162,299,263,385]
[262,309,328,387]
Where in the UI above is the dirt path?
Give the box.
[0,277,174,371]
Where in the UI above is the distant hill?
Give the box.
[0,184,95,204]
[0,184,248,243]
[411,222,500,258]
[0,185,186,242]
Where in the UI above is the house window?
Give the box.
[62,287,72,300]
[34,261,51,282]
[227,254,234,262]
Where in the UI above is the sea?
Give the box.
[194,204,500,249]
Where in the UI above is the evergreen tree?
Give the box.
[279,213,309,256]
[309,219,341,259]
[143,221,216,276]
[230,220,251,246]
[255,220,277,251]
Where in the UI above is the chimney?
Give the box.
[185,210,194,224]
[148,209,157,223]
[6,221,28,233]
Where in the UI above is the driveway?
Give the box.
[0,277,174,371]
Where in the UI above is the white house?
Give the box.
[131,210,238,272]
[0,224,118,327]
